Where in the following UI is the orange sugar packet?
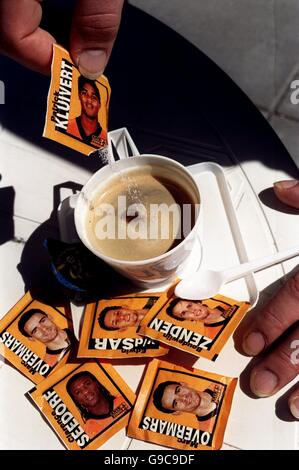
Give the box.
[78,293,169,359]
[127,359,237,450]
[43,44,111,155]
[0,292,76,384]
[29,361,135,450]
[138,284,250,361]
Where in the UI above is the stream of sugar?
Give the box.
[96,146,143,206]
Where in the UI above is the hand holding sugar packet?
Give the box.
[138,283,250,360]
[0,292,76,384]
[127,359,237,450]
[29,361,135,450]
[43,44,111,156]
[78,293,169,359]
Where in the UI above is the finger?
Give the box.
[249,325,299,397]
[288,387,299,420]
[0,0,56,74]
[70,0,124,79]
[274,180,299,209]
[236,272,299,357]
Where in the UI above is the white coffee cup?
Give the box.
[74,154,201,286]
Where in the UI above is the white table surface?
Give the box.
[0,126,298,450]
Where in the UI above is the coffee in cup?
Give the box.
[75,155,200,286]
[85,166,197,261]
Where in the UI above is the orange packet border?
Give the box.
[29,361,135,450]
[0,291,74,384]
[43,44,111,155]
[78,293,169,359]
[127,359,237,450]
[138,285,250,360]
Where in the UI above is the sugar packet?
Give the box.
[138,284,250,360]
[29,361,135,450]
[43,44,111,155]
[0,292,76,383]
[78,293,169,358]
[127,359,237,450]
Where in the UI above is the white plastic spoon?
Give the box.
[175,245,299,300]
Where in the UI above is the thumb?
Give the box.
[70,0,124,79]
[273,180,299,209]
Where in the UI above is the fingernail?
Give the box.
[250,369,278,397]
[78,49,107,80]
[274,180,298,190]
[289,395,299,420]
[242,331,265,356]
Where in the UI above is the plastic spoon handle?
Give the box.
[223,245,299,283]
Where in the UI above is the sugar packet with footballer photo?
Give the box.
[127,359,237,451]
[78,293,169,359]
[29,361,135,450]
[138,284,250,360]
[44,44,111,155]
[0,292,76,384]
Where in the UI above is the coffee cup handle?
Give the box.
[57,193,80,243]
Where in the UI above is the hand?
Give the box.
[0,0,124,78]
[235,179,299,419]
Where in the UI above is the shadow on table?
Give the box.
[0,3,298,176]
[0,184,15,245]
[275,381,299,422]
[16,181,138,306]
[259,187,299,214]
